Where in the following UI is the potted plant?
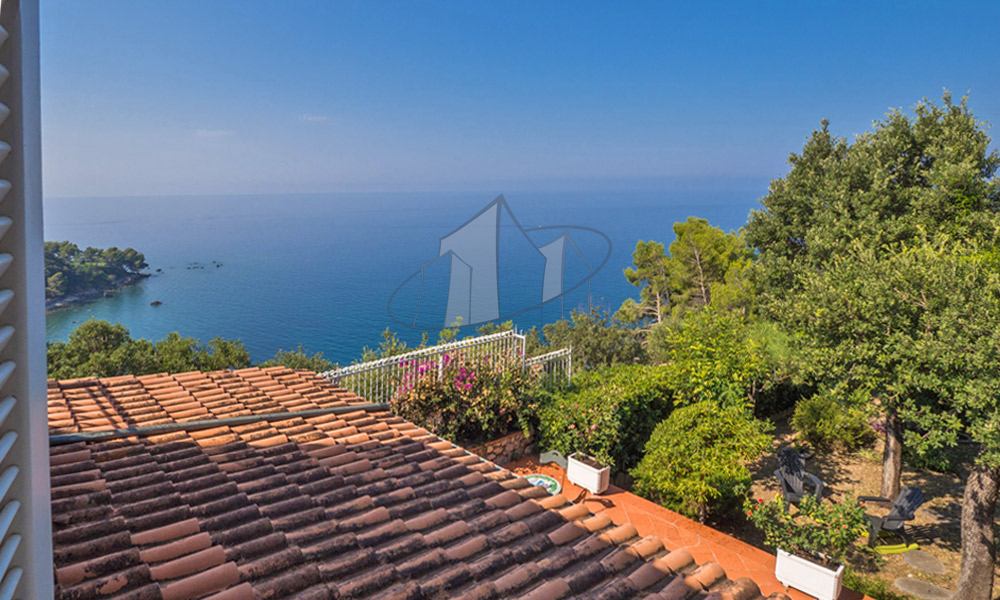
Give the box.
[567,452,611,494]
[745,493,867,600]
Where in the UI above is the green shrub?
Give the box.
[792,389,875,452]
[632,402,772,522]
[541,306,646,370]
[649,309,773,409]
[843,569,912,600]
[536,365,672,470]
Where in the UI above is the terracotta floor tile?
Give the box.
[505,455,873,600]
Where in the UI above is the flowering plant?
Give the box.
[743,493,867,567]
[392,351,536,445]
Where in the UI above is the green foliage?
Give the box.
[902,438,959,474]
[153,332,251,373]
[45,241,148,299]
[259,345,335,372]
[474,321,514,336]
[536,365,672,470]
[744,493,868,565]
[649,309,770,409]
[745,320,811,417]
[357,328,419,363]
[437,317,463,343]
[392,352,535,446]
[541,306,644,370]
[617,219,753,330]
[619,240,672,326]
[522,326,545,356]
[775,236,1000,472]
[843,569,913,600]
[746,92,1000,303]
[668,217,753,315]
[47,320,158,379]
[792,388,876,452]
[47,319,251,379]
[631,401,771,522]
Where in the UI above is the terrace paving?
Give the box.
[506,457,873,600]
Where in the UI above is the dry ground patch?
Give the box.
[708,417,999,598]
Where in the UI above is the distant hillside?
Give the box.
[45,241,149,309]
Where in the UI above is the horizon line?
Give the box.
[44,175,774,202]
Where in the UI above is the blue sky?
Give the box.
[41,1,1000,198]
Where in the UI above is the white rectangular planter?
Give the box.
[775,548,844,600]
[566,452,610,494]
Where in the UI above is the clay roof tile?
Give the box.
[48,369,782,600]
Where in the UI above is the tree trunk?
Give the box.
[691,247,710,307]
[954,459,999,600]
[698,501,707,524]
[880,408,903,499]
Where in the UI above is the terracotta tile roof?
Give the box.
[48,366,793,600]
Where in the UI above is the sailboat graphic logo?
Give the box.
[388,195,612,330]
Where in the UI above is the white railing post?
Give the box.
[322,329,573,402]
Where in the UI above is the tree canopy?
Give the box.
[744,93,1000,598]
[259,345,335,372]
[668,217,752,315]
[618,218,751,330]
[746,93,1000,302]
[45,241,149,299]
[46,319,337,379]
[773,236,1000,598]
[541,306,645,369]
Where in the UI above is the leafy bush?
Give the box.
[632,401,771,522]
[792,389,876,452]
[744,493,868,566]
[536,365,672,470]
[392,351,535,446]
[541,306,646,370]
[649,309,770,409]
[843,569,913,600]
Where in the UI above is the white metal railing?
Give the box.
[524,347,573,387]
[322,329,571,403]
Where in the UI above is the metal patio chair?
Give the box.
[773,447,825,507]
[859,486,925,548]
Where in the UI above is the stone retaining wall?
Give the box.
[468,431,533,465]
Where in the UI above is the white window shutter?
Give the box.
[0,1,53,599]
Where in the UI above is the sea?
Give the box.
[44,186,767,366]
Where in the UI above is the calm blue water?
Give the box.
[44,188,765,365]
